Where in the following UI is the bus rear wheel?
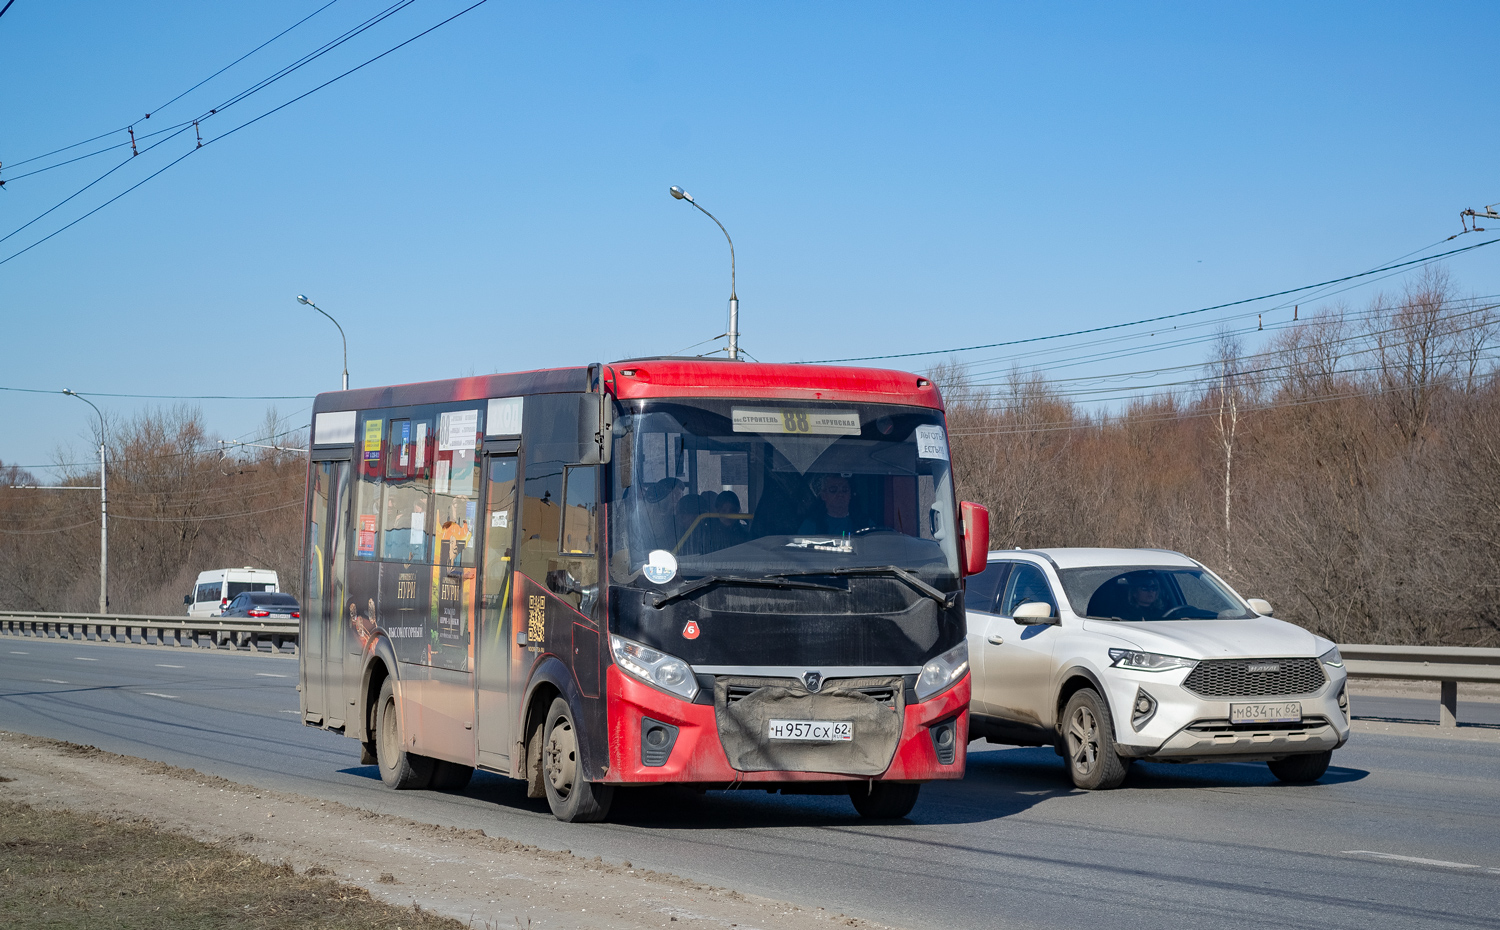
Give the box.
[375,678,433,790]
[541,697,613,822]
[850,781,921,819]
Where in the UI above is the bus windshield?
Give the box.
[607,399,959,588]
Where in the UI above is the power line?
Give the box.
[0,386,313,400]
[804,238,1500,364]
[945,369,1500,438]
[2,0,401,184]
[0,0,488,266]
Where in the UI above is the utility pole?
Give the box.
[63,389,107,613]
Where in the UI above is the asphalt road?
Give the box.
[2,637,1498,930]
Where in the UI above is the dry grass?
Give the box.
[0,799,464,930]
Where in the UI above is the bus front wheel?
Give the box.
[375,678,434,790]
[541,697,613,822]
[850,781,921,819]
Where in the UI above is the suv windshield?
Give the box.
[608,399,959,587]
[1058,566,1255,621]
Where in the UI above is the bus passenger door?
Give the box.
[303,457,351,725]
[476,453,518,769]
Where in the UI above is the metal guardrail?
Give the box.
[1342,644,1500,727]
[0,610,298,654]
[1,615,1492,726]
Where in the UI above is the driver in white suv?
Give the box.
[965,548,1350,790]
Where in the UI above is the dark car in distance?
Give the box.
[221,591,301,620]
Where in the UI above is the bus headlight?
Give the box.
[915,642,969,701]
[610,634,699,702]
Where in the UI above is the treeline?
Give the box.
[944,268,1500,647]
[0,409,307,616]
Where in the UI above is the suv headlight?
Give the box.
[915,642,969,701]
[1108,648,1198,672]
[1319,646,1344,669]
[610,634,699,702]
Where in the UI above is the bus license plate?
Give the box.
[768,720,853,742]
[1229,702,1301,726]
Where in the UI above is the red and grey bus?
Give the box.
[299,359,990,821]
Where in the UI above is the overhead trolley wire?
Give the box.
[1,0,400,184]
[803,238,1500,364]
[0,0,484,267]
[0,386,313,400]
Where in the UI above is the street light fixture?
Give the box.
[669,186,740,360]
[62,389,107,614]
[297,294,349,390]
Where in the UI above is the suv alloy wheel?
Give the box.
[1062,689,1128,790]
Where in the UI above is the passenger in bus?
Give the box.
[707,490,751,550]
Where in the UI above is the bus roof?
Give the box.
[311,359,944,412]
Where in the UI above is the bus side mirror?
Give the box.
[578,393,614,466]
[184,594,192,606]
[959,501,989,577]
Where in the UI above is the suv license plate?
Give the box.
[1229,701,1302,725]
[768,720,853,741]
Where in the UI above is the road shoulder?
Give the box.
[0,730,895,930]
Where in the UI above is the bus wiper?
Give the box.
[774,565,956,607]
[651,575,843,609]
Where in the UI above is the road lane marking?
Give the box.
[74,657,97,661]
[10,651,28,654]
[1344,850,1481,870]
[281,710,301,714]
[42,678,68,684]
[141,692,179,699]
[156,664,184,668]
[255,673,288,678]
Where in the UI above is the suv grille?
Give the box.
[1183,657,1326,697]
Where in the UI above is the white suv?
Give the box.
[965,548,1349,789]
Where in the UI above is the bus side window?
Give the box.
[550,466,600,615]
[561,466,597,556]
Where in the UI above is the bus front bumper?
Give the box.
[602,665,969,785]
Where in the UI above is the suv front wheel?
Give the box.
[1061,689,1128,790]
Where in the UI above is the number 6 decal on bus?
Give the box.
[682,621,700,640]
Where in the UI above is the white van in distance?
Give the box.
[185,568,280,617]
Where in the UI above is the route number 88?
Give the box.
[782,411,810,433]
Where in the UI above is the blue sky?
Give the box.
[3,1,1498,474]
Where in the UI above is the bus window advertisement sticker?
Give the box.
[439,410,479,451]
[415,422,428,467]
[490,510,508,528]
[409,510,425,545]
[357,515,377,557]
[915,425,949,460]
[363,419,383,461]
[643,549,677,584]
[398,421,411,466]
[732,408,860,436]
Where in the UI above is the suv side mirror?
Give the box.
[1012,601,1057,624]
[1247,598,1273,616]
[959,501,990,577]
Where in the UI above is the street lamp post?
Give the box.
[297,295,349,390]
[62,389,107,614]
[669,186,740,360]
